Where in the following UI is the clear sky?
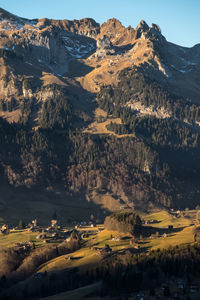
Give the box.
[0,0,199,47]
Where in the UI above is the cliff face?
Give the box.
[1,7,200,106]
[1,8,200,221]
[98,18,135,46]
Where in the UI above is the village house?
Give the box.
[0,224,9,235]
[51,219,58,227]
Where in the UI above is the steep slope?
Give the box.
[0,8,200,223]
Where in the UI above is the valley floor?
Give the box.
[0,209,200,299]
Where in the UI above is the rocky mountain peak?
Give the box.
[103,18,123,28]
[63,18,100,38]
[150,23,161,34]
[0,8,19,21]
[136,20,149,31]
[97,35,112,49]
[135,20,149,38]
[99,18,135,46]
[135,20,165,44]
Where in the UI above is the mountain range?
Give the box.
[0,8,200,224]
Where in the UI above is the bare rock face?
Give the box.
[1,8,200,219]
[96,35,115,57]
[135,20,149,39]
[97,35,112,49]
[135,20,165,44]
[99,18,135,46]
[0,7,200,108]
[62,18,100,38]
[150,23,161,34]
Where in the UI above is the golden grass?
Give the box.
[37,209,196,274]
[94,229,131,251]
[90,191,122,211]
[39,247,100,273]
[0,230,43,250]
[40,72,67,87]
[84,116,134,138]
[38,227,131,274]
[78,38,154,94]
[84,106,134,138]
[142,210,195,250]
[143,210,192,228]
[147,226,194,250]
[94,107,107,118]
[2,209,194,281]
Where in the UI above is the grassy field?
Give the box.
[146,225,194,250]
[38,226,132,274]
[37,209,196,274]
[0,209,195,252]
[0,229,43,250]
[141,210,195,249]
[83,107,135,138]
[84,117,135,138]
[0,209,198,300]
[143,210,192,228]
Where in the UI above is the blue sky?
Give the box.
[0,0,199,47]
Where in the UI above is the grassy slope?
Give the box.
[38,210,196,274]
[83,107,134,138]
[143,210,195,249]
[0,210,197,300]
[38,227,132,274]
[0,230,43,250]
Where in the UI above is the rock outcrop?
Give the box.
[98,18,135,46]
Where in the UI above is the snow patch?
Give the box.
[63,35,95,58]
[0,17,38,32]
[25,61,33,66]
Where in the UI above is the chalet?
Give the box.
[14,242,31,253]
[130,239,140,248]
[99,245,112,256]
[32,219,37,227]
[112,237,121,241]
[65,255,73,260]
[51,219,57,227]
[51,233,58,238]
[0,224,9,235]
[46,227,54,233]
